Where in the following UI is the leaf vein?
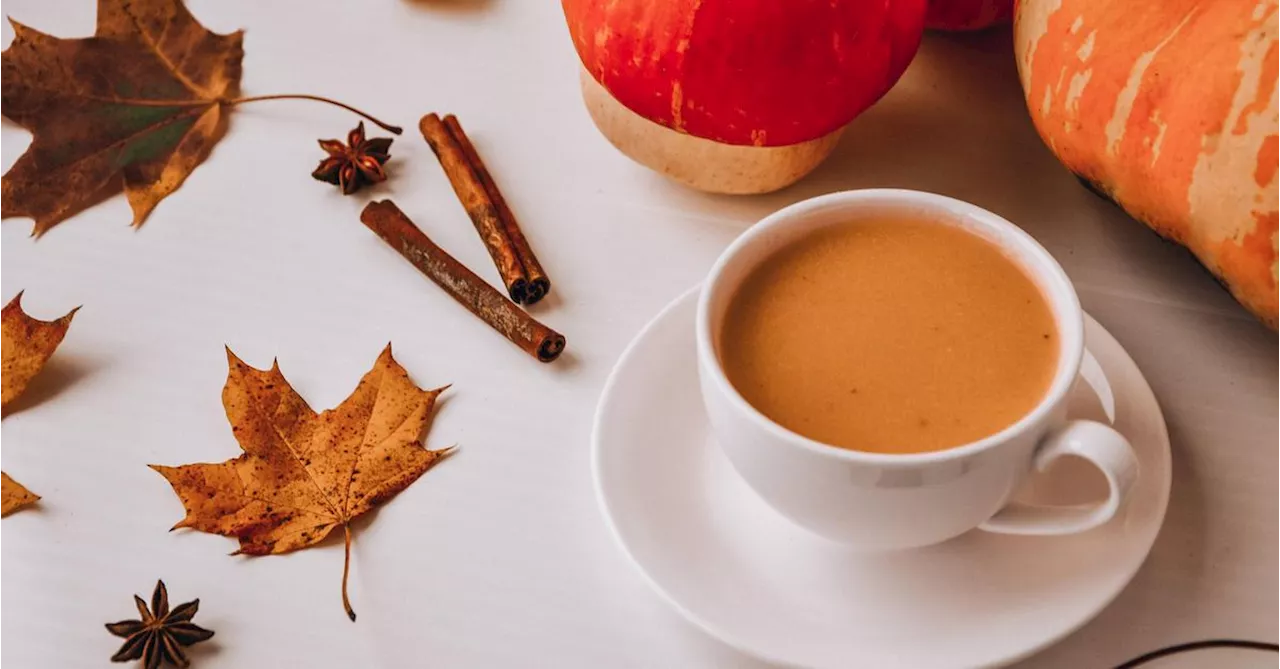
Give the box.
[124,6,204,96]
[9,104,208,183]
[343,369,393,511]
[240,388,343,521]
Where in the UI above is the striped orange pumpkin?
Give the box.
[1015,0,1278,328]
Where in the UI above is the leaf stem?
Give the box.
[225,94,404,135]
[342,523,357,622]
[86,94,404,135]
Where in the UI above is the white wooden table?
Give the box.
[2,2,1275,667]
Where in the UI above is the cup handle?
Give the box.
[979,420,1139,535]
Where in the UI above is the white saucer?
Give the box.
[592,286,1172,669]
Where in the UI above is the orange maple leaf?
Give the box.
[1,292,79,515]
[152,345,454,620]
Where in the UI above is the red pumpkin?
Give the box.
[562,0,927,193]
[1016,0,1278,327]
[926,0,1013,31]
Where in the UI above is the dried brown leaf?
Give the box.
[1,472,40,516]
[152,344,454,620]
[1,292,78,514]
[1,0,244,234]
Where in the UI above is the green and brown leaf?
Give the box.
[1,0,244,234]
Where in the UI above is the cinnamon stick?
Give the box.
[420,113,551,305]
[361,200,566,363]
[442,115,551,304]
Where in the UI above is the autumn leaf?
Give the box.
[1,292,79,515]
[0,0,404,236]
[1,473,40,517]
[1,0,244,234]
[1,0,404,236]
[152,345,454,621]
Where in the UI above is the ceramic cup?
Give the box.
[696,189,1140,551]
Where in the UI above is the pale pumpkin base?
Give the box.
[579,69,843,194]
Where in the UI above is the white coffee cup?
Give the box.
[696,189,1139,551]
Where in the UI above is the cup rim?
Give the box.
[696,188,1085,467]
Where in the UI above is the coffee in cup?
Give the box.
[697,190,1139,550]
[719,217,1059,455]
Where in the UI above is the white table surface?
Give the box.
[2,2,1276,667]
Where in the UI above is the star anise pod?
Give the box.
[312,121,393,194]
[106,580,214,669]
